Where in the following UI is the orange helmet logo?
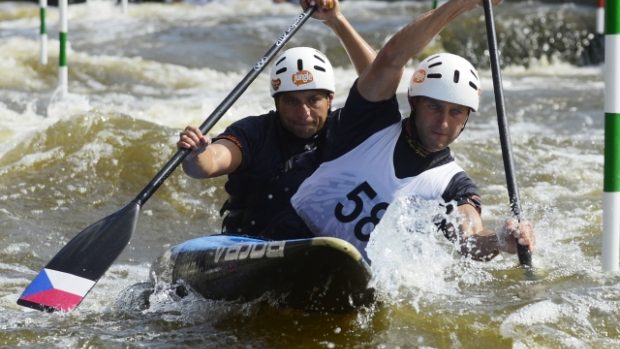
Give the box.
[292,70,314,86]
[271,79,281,91]
[412,69,426,84]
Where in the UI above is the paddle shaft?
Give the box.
[133,6,316,207]
[482,0,532,267]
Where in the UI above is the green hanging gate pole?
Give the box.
[39,0,47,65]
[59,0,68,97]
[602,0,620,271]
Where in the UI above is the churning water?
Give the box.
[1,0,617,348]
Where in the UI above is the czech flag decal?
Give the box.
[17,268,95,312]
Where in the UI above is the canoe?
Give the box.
[149,234,374,312]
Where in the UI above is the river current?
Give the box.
[0,0,617,348]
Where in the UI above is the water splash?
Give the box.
[367,197,476,310]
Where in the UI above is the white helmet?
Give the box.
[408,53,480,111]
[270,47,335,97]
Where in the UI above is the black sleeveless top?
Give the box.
[213,110,326,238]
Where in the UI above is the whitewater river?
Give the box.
[1,0,617,348]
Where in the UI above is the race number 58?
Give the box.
[334,181,389,241]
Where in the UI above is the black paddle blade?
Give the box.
[15,7,316,313]
[17,202,140,312]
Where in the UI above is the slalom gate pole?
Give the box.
[602,0,619,271]
[59,0,68,97]
[598,0,606,35]
[40,0,48,65]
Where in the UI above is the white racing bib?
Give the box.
[291,122,464,255]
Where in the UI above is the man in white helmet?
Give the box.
[177,0,376,237]
[283,0,535,261]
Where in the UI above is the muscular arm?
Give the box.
[457,204,500,261]
[178,126,242,179]
[323,10,376,75]
[358,0,491,102]
[301,0,376,75]
[456,204,536,261]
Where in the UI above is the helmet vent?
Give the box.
[269,47,336,96]
[407,53,479,110]
[453,70,460,83]
[314,54,326,63]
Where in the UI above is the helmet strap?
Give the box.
[458,112,471,135]
[405,112,431,157]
